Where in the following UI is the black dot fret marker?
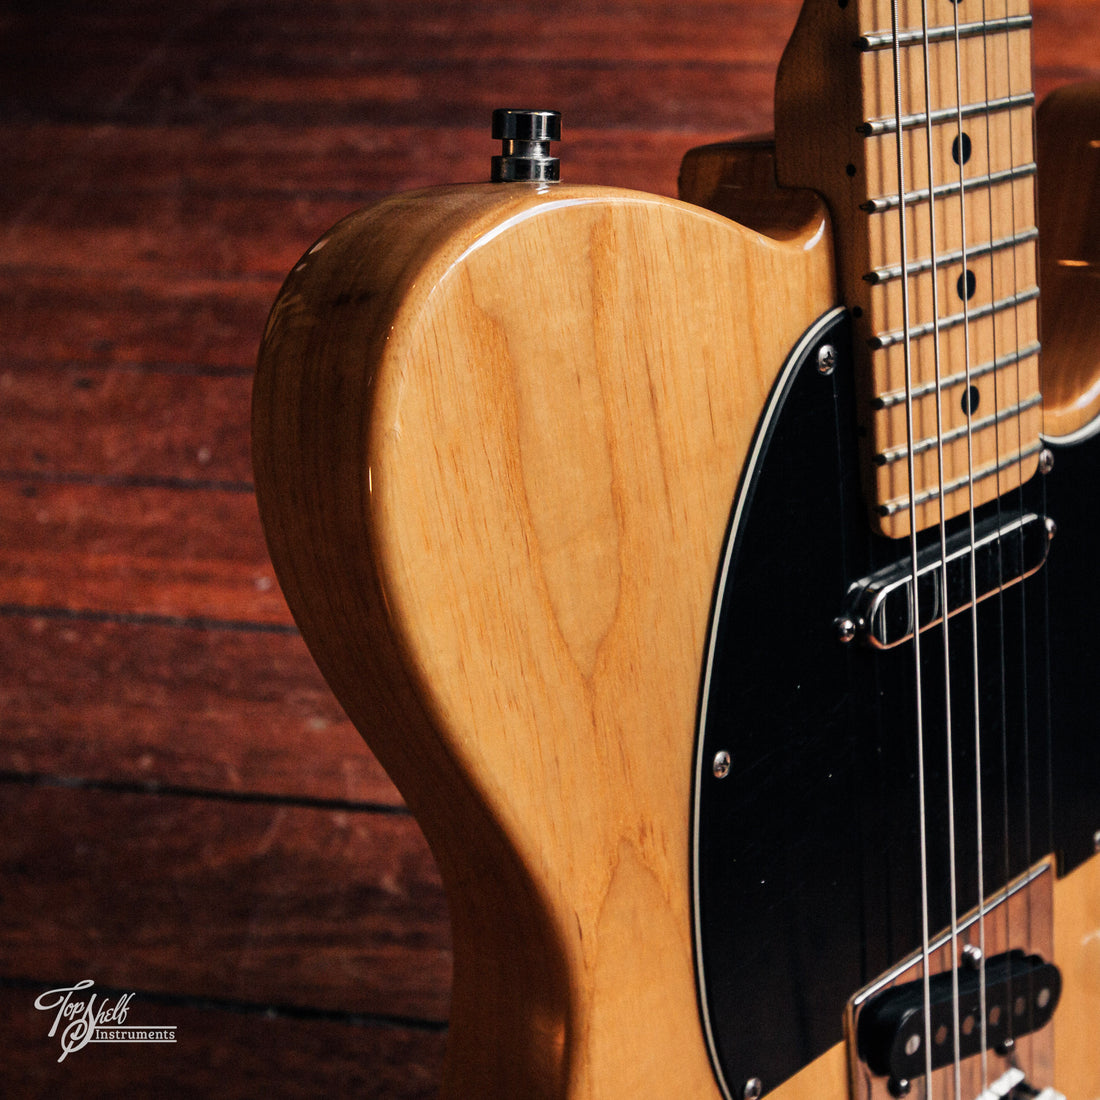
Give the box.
[962,385,981,415]
[958,269,977,301]
[953,133,972,165]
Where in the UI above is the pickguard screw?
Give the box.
[1093,829,1100,853]
[835,617,857,644]
[743,1078,763,1100]
[817,344,837,375]
[713,751,731,779]
[888,1078,912,1098]
[1039,448,1055,474]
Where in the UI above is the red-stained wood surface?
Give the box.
[2,1,1098,1095]
[0,986,446,1100]
[0,786,449,1018]
[0,615,396,804]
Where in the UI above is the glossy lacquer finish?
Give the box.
[253,181,839,1098]
[254,167,1100,1099]
[252,55,1100,1100]
[694,309,1100,1098]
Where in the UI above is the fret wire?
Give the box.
[869,286,1039,349]
[862,163,1036,214]
[872,341,1041,408]
[846,0,1040,536]
[875,393,1042,465]
[859,14,1031,52]
[865,228,1038,284]
[858,92,1034,137]
[877,442,1043,515]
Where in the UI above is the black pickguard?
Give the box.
[693,309,1100,1098]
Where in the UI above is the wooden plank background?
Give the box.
[2,0,1098,1095]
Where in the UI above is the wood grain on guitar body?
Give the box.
[252,1,1100,1097]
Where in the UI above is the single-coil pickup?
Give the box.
[838,512,1054,649]
[856,950,1061,1082]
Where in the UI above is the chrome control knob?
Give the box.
[491,108,561,182]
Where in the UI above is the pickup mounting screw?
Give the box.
[962,943,983,969]
[835,617,857,644]
[713,751,731,779]
[742,1078,763,1100]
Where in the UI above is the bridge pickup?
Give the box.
[856,950,1062,1082]
[839,512,1054,649]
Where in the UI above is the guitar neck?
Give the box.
[776,0,1041,539]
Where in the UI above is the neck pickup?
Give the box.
[838,510,1054,650]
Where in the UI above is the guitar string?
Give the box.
[1004,0,1037,1000]
[982,0,1036,1012]
[981,0,1037,1057]
[948,0,991,1089]
[891,4,1038,1090]
[1035,0,1056,983]
[964,0,1038,1073]
[982,0,1033,1049]
[890,1,937,1092]
[916,2,965,1095]
[978,0,1017,1047]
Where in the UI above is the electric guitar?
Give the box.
[252,1,1100,1096]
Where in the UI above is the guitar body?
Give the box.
[252,54,1100,1100]
[670,280,1100,1099]
[254,181,838,1097]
